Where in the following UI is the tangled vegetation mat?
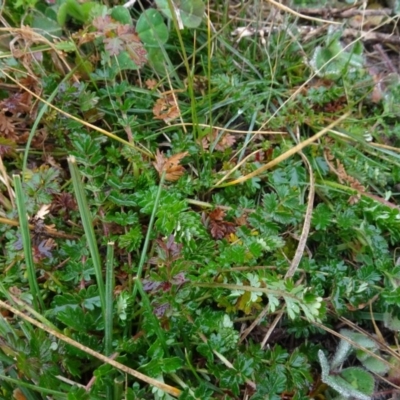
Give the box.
[1,0,400,399]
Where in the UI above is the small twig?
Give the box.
[260,130,315,348]
[123,0,137,8]
[266,0,342,25]
[239,305,270,344]
[216,112,350,187]
[240,130,315,346]
[285,149,315,279]
[297,7,391,19]
[343,28,400,45]
[260,309,285,349]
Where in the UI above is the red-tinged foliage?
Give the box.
[0,137,17,157]
[92,15,119,33]
[33,238,56,263]
[51,192,77,220]
[208,208,236,239]
[104,37,124,55]
[92,16,147,67]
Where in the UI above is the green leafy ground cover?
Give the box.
[1,0,400,399]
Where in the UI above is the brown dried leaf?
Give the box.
[348,193,361,205]
[145,79,158,90]
[0,112,16,136]
[0,91,32,114]
[13,388,27,400]
[215,133,236,151]
[92,17,147,66]
[324,146,365,205]
[153,94,180,123]
[201,129,236,151]
[152,150,188,181]
[235,214,248,226]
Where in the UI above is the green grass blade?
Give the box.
[105,241,115,357]
[67,156,106,322]
[0,373,67,398]
[13,175,44,312]
[104,242,116,400]
[131,172,168,353]
[114,376,124,399]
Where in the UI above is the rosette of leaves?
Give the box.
[318,329,389,399]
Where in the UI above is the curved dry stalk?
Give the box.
[214,147,265,187]
[239,134,315,345]
[260,150,314,348]
[339,315,400,362]
[215,112,350,187]
[285,152,314,278]
[266,0,342,25]
[0,300,182,397]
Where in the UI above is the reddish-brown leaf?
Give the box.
[215,133,236,151]
[209,208,226,222]
[210,220,226,239]
[208,208,236,239]
[104,37,124,56]
[13,389,27,400]
[0,91,32,114]
[0,112,16,137]
[124,39,147,67]
[152,150,188,181]
[92,17,147,66]
[153,94,180,123]
[145,79,158,90]
[201,129,236,151]
[92,15,118,33]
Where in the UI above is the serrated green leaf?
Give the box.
[118,225,143,251]
[162,357,183,373]
[56,307,89,332]
[312,203,333,230]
